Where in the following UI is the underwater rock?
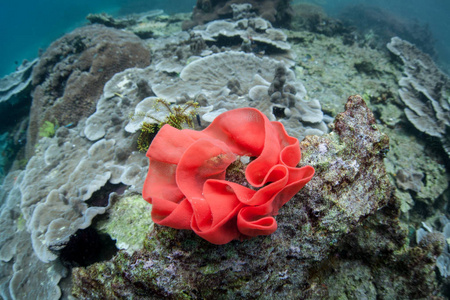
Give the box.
[86,10,164,30]
[291,3,347,37]
[86,12,136,28]
[332,199,440,298]
[417,216,450,280]
[396,168,424,193]
[26,24,151,158]
[387,37,450,158]
[71,95,410,298]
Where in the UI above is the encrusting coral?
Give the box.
[142,107,314,244]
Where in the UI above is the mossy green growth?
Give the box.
[135,98,199,152]
[17,159,28,169]
[16,213,26,231]
[96,194,154,254]
[38,120,58,138]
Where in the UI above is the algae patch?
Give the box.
[96,194,153,253]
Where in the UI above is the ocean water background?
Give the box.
[0,0,449,78]
[0,0,196,78]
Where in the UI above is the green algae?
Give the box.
[384,126,449,210]
[96,193,154,254]
[285,30,401,117]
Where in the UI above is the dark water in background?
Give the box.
[315,0,450,73]
[0,0,449,78]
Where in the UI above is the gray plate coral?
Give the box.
[387,37,450,158]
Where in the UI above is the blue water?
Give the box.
[318,0,450,72]
[0,0,196,78]
[0,0,449,78]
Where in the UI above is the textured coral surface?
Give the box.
[26,25,151,157]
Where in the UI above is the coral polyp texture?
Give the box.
[142,107,314,244]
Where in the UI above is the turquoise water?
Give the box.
[0,0,449,78]
[319,0,450,73]
[0,0,196,78]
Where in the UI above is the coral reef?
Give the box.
[387,37,450,159]
[0,59,38,127]
[0,171,66,299]
[183,0,293,30]
[0,9,447,298]
[340,4,436,56]
[124,50,328,142]
[192,17,292,54]
[291,3,348,37]
[248,63,328,139]
[383,125,449,216]
[285,29,401,117]
[20,90,150,264]
[70,96,439,298]
[27,24,151,157]
[133,98,199,152]
[417,218,449,278]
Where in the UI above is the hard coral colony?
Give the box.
[142,107,314,244]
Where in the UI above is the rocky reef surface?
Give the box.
[72,96,439,299]
[0,4,449,299]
